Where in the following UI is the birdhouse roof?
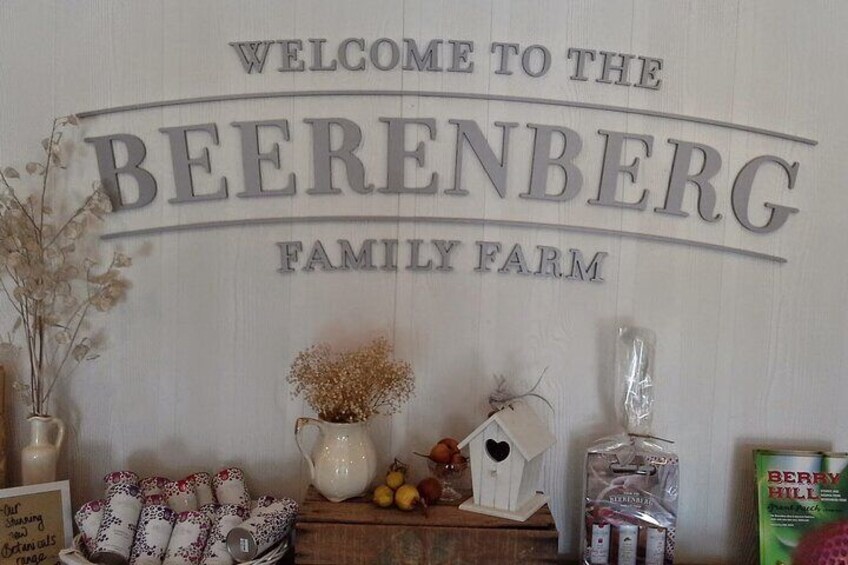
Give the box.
[457,401,556,461]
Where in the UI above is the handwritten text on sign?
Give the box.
[1,486,68,565]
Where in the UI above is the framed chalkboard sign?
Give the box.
[1,481,72,565]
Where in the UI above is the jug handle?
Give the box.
[295,417,321,480]
[50,416,65,451]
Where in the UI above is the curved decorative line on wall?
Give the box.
[76,89,818,146]
[100,215,787,263]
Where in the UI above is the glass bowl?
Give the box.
[427,459,471,503]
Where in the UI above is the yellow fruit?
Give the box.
[386,470,405,490]
[394,484,421,511]
[373,485,394,508]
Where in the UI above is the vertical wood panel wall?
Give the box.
[1,1,846,561]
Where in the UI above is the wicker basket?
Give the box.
[59,535,290,565]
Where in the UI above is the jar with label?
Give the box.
[225,498,298,562]
[92,484,145,565]
[129,504,176,565]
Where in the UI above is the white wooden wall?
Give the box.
[1,1,847,562]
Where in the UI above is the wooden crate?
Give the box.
[295,486,559,564]
[0,366,5,489]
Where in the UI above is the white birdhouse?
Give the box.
[457,400,556,522]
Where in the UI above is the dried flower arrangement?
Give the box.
[0,116,131,416]
[287,337,414,423]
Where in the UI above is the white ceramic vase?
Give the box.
[295,417,377,502]
[21,415,65,485]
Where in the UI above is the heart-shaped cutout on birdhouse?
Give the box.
[485,439,511,462]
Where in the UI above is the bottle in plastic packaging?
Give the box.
[580,326,679,565]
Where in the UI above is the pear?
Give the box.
[394,484,421,511]
[429,443,452,464]
[439,438,460,453]
[386,470,405,490]
[386,458,408,490]
[372,485,394,508]
[417,477,443,506]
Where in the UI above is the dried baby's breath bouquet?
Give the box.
[0,116,130,416]
[287,337,414,423]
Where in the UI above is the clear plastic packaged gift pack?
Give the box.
[581,326,679,565]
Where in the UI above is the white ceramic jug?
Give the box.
[295,417,377,502]
[22,415,65,485]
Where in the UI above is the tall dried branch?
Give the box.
[0,118,132,416]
